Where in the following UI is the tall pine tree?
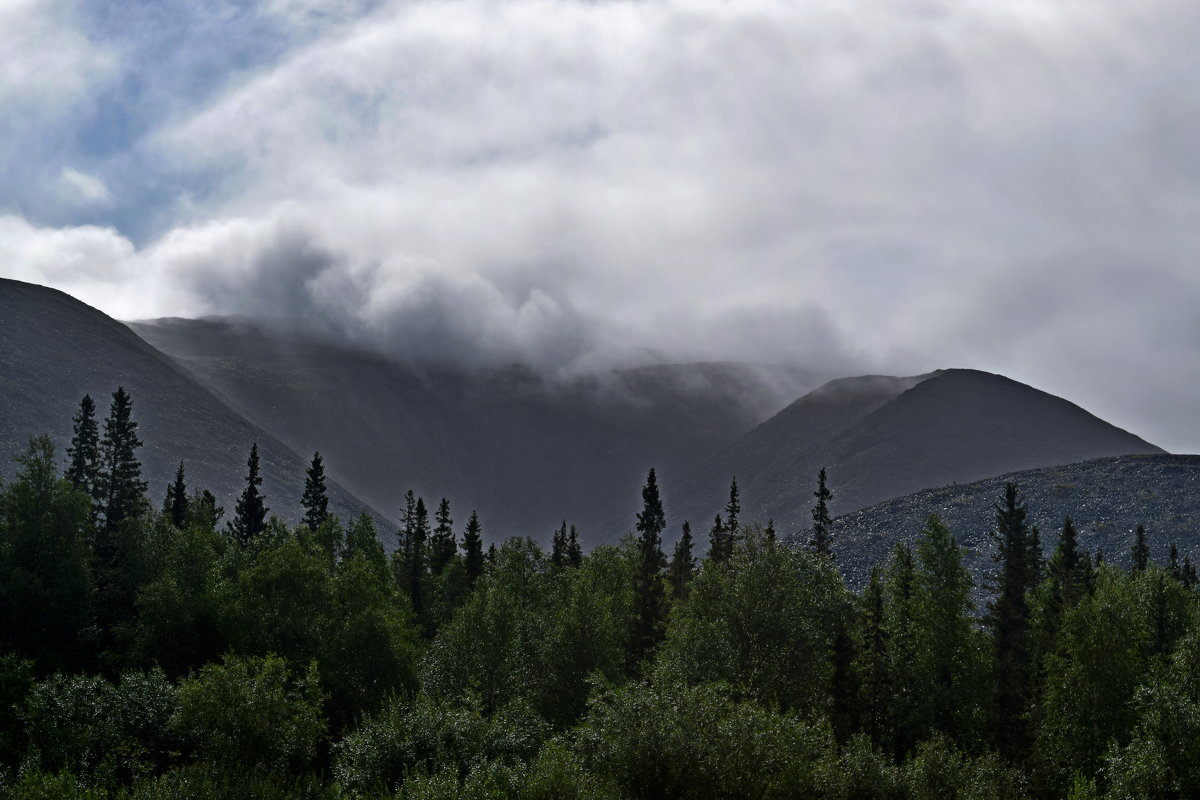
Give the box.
[630,468,667,670]
[65,394,100,501]
[461,510,484,588]
[724,477,741,533]
[566,524,582,568]
[985,482,1041,760]
[708,514,731,564]
[163,461,188,529]
[668,520,696,599]
[808,467,833,556]
[430,497,456,575]
[301,451,329,531]
[95,386,148,538]
[228,443,268,548]
[551,520,568,568]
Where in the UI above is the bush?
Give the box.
[171,653,326,775]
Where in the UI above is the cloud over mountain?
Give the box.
[2,0,1199,446]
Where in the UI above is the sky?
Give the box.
[1,0,1198,452]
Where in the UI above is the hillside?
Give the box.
[0,278,384,528]
[826,453,1200,591]
[128,317,817,545]
[675,369,1165,540]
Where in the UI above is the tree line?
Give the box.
[0,386,1198,799]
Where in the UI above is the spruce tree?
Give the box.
[1131,524,1150,573]
[668,520,696,599]
[985,482,1041,760]
[301,451,329,532]
[1048,516,1092,606]
[708,514,730,564]
[164,461,188,529]
[65,394,100,501]
[764,518,776,544]
[461,510,484,588]
[228,443,268,548]
[429,497,456,575]
[408,496,430,615]
[95,386,148,538]
[1169,543,1182,581]
[566,524,582,567]
[808,467,833,556]
[724,477,740,533]
[630,468,667,669]
[551,520,568,568]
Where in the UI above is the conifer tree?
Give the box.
[668,520,696,599]
[566,524,582,567]
[301,451,329,531]
[1170,543,1182,581]
[65,394,100,501]
[551,520,568,568]
[630,468,667,669]
[808,467,833,556]
[764,518,776,544]
[461,510,484,588]
[95,386,148,538]
[1048,516,1092,606]
[1131,524,1150,573]
[429,497,455,575]
[985,482,1041,760]
[407,496,430,614]
[164,461,188,529]
[724,477,740,533]
[229,443,268,548]
[486,542,497,566]
[708,514,731,564]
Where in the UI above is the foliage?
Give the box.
[171,653,326,775]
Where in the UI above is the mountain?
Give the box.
[0,278,384,527]
[128,317,818,545]
[675,369,1166,539]
[827,453,1200,592]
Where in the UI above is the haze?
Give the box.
[2,0,1197,451]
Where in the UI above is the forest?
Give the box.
[1,386,1198,800]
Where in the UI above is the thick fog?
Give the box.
[2,0,1198,450]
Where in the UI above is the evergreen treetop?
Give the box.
[164,461,188,529]
[96,386,148,536]
[724,477,740,532]
[462,510,484,587]
[229,443,268,548]
[668,520,696,599]
[301,451,329,532]
[566,524,582,568]
[65,394,99,498]
[808,467,833,557]
[429,497,456,575]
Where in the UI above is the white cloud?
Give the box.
[3,0,1200,448]
[0,0,115,163]
[56,168,114,208]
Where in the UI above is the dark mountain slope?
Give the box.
[129,317,817,545]
[827,454,1200,592]
[676,369,1165,539]
[0,278,383,527]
